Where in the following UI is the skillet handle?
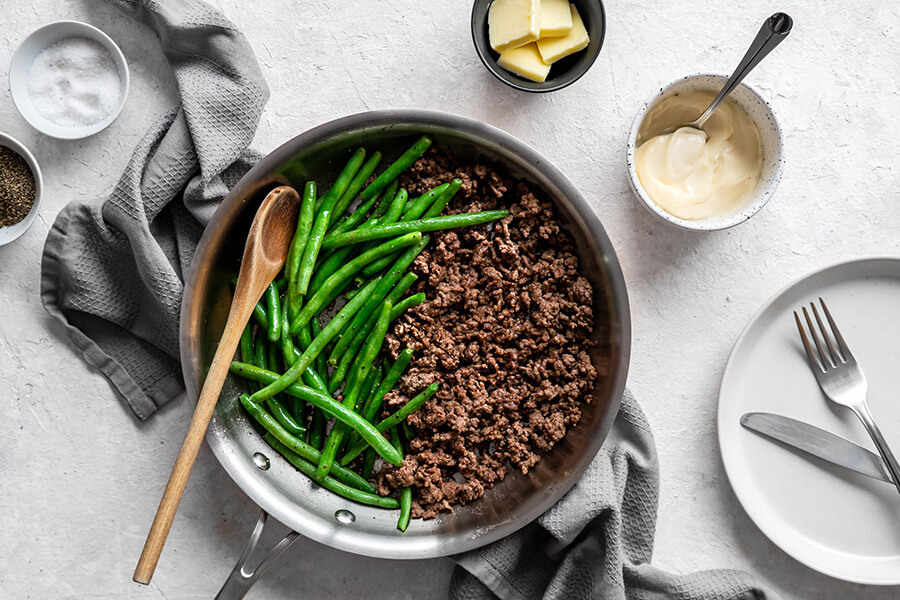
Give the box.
[215,509,301,600]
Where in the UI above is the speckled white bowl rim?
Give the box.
[0,132,43,246]
[625,73,785,231]
[8,20,130,140]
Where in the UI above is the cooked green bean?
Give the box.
[341,383,439,465]
[286,182,317,311]
[359,136,432,202]
[290,232,422,333]
[391,429,412,531]
[360,259,388,278]
[251,279,378,401]
[375,382,438,430]
[351,302,393,413]
[262,358,306,437]
[361,348,414,424]
[264,435,398,509]
[330,151,382,225]
[398,483,412,529]
[251,335,267,393]
[253,335,267,368]
[314,147,366,212]
[402,421,416,443]
[329,237,428,366]
[370,180,398,220]
[322,210,509,249]
[290,398,305,425]
[391,293,425,317]
[317,301,394,479]
[239,393,373,492]
[280,302,297,367]
[297,322,314,371]
[265,340,281,372]
[423,179,460,219]
[279,303,304,420]
[233,364,402,466]
[344,345,364,394]
[302,363,329,396]
[253,302,269,330]
[310,316,328,380]
[391,423,404,447]
[264,342,306,437]
[265,282,281,342]
[309,408,326,449]
[294,208,331,297]
[383,188,408,223]
[362,363,386,411]
[356,363,382,412]
[402,182,450,221]
[302,318,330,451]
[266,395,305,437]
[240,323,253,364]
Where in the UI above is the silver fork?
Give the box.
[794,298,900,494]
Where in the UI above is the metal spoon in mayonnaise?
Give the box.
[634,90,763,221]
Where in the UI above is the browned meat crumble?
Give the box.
[372,149,598,519]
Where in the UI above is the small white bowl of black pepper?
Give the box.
[0,132,42,246]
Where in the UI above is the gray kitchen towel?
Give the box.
[40,0,268,420]
[450,391,778,600]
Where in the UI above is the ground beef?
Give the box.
[371,149,598,519]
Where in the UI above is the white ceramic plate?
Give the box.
[719,257,900,585]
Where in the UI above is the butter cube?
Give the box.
[489,0,541,53]
[497,43,551,83]
[539,0,573,37]
[536,4,590,64]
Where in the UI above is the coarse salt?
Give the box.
[26,37,122,128]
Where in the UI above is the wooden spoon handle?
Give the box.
[133,304,249,584]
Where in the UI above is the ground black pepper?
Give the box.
[0,146,36,228]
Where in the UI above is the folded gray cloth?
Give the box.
[40,0,268,420]
[450,391,778,600]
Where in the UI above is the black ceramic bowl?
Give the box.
[471,0,606,92]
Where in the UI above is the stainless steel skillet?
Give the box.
[179,110,631,597]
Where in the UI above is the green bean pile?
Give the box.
[229,136,509,530]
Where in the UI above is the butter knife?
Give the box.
[740,412,893,483]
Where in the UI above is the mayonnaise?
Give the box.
[634,90,763,220]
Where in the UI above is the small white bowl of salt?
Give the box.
[9,20,129,140]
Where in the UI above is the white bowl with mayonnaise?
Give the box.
[626,74,783,230]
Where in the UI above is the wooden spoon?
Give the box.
[134,185,301,585]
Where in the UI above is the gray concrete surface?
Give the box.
[2,0,900,597]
